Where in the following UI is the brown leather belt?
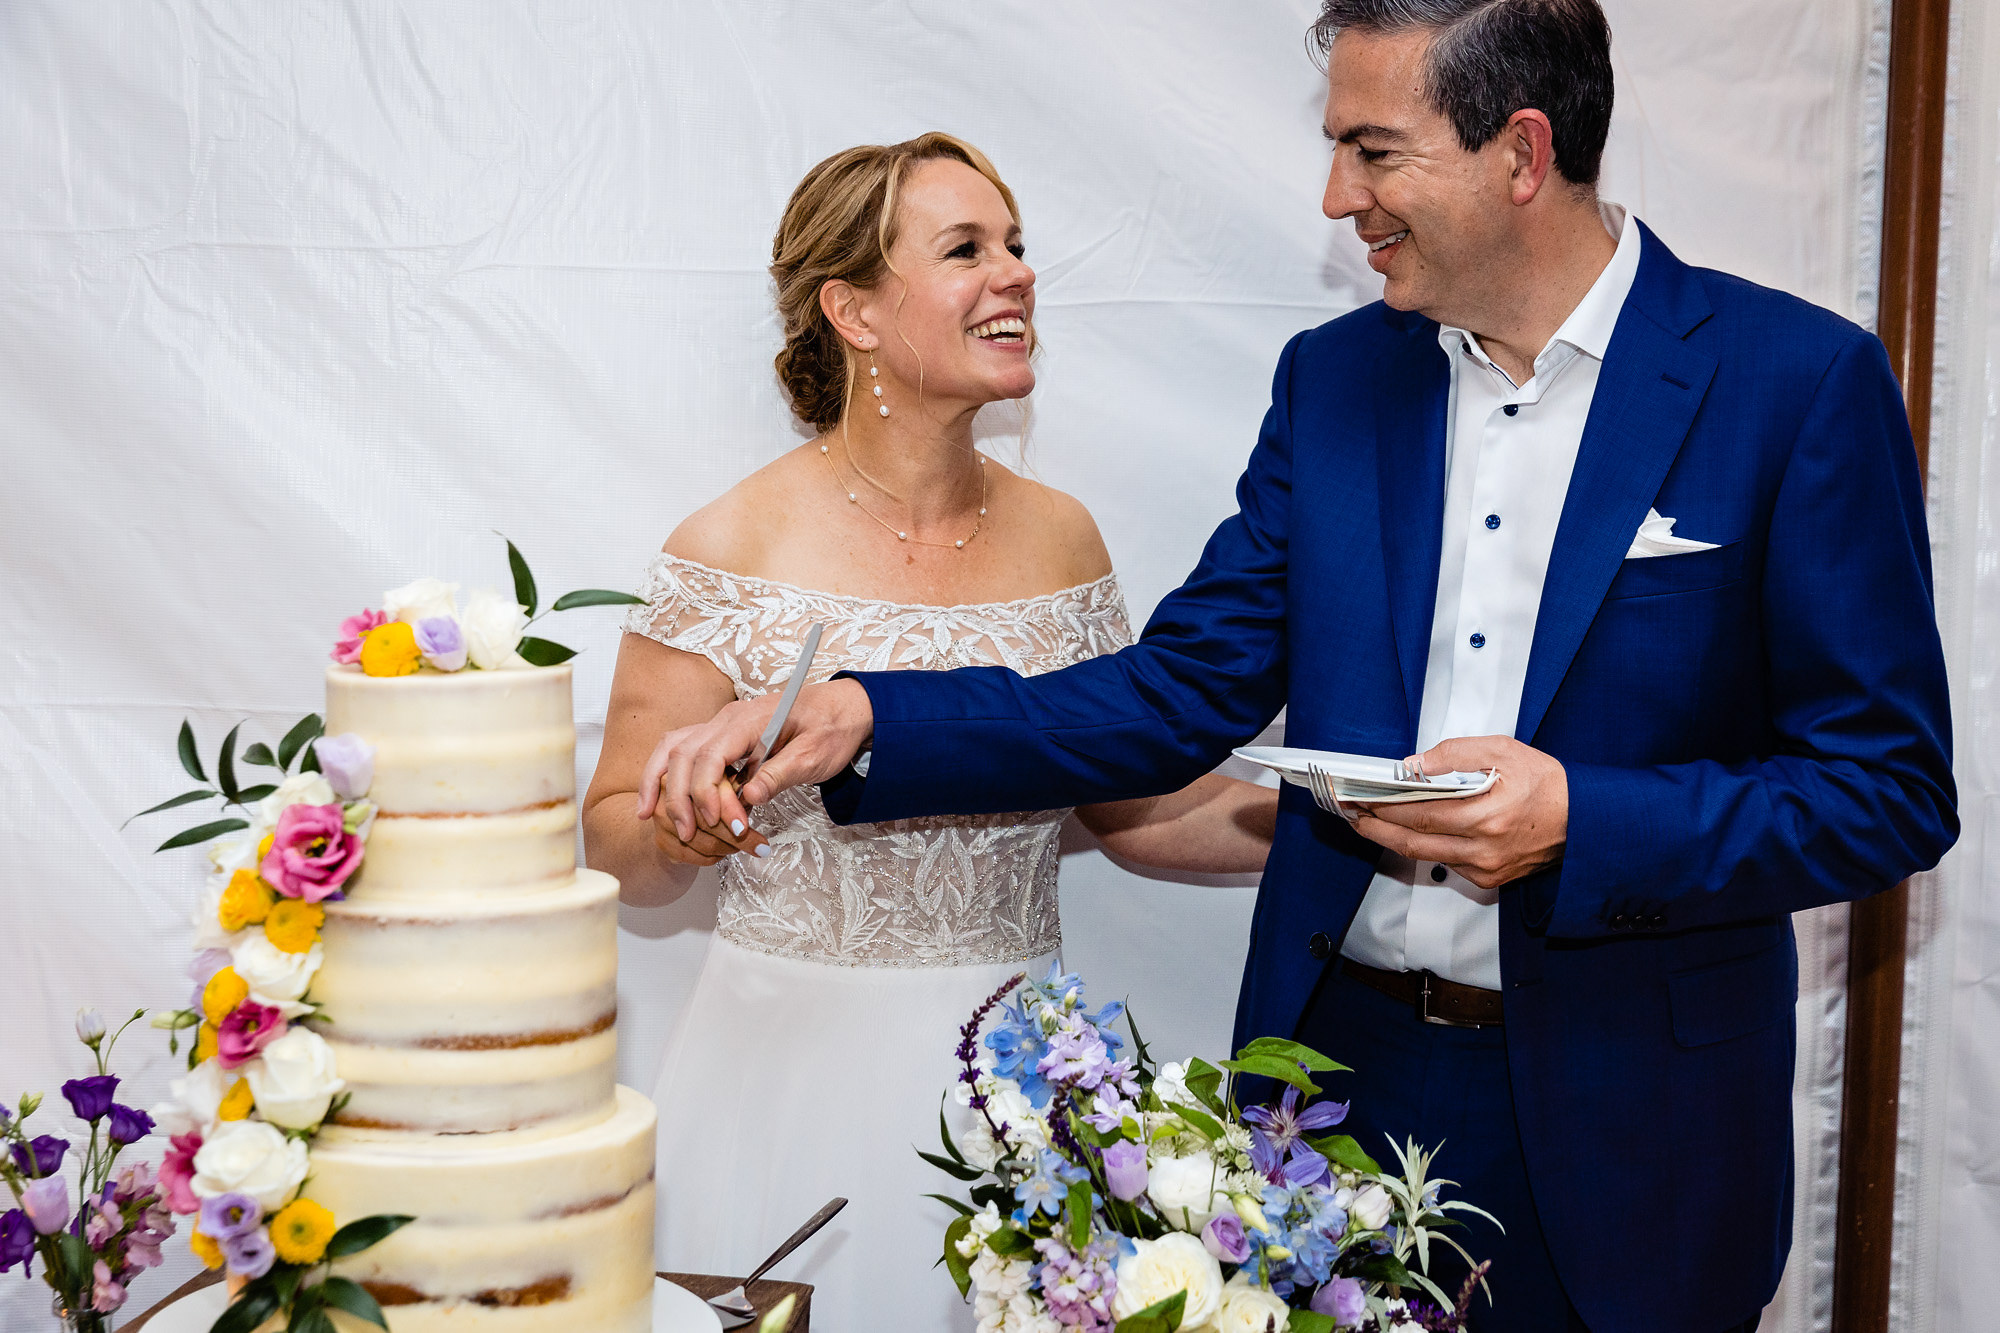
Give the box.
[1341,960,1504,1028]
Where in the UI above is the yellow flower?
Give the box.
[201,967,250,1025]
[258,833,275,862]
[218,1077,254,1121]
[270,1198,337,1265]
[194,1022,219,1064]
[264,899,325,954]
[189,1227,225,1270]
[359,620,421,677]
[218,869,277,932]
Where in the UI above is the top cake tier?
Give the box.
[324,664,578,901]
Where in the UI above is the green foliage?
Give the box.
[942,1216,974,1297]
[317,1276,391,1330]
[504,535,539,617]
[177,719,206,782]
[1217,1053,1321,1097]
[550,588,647,611]
[156,817,247,852]
[277,713,324,771]
[1113,1289,1185,1332]
[1236,1037,1349,1074]
[516,635,577,667]
[1164,1100,1224,1141]
[1183,1058,1227,1116]
[217,721,244,802]
[242,742,278,769]
[987,1225,1037,1259]
[1066,1179,1093,1250]
[1286,1311,1338,1333]
[122,788,215,826]
[325,1213,416,1261]
[1308,1133,1380,1176]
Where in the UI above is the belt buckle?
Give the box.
[1417,971,1483,1029]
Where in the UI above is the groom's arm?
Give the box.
[816,334,1310,824]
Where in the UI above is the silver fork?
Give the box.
[707,1197,848,1328]
[1304,762,1341,815]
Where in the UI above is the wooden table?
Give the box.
[122,1269,810,1331]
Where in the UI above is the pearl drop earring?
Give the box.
[869,350,887,417]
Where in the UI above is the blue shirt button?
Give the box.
[1485,514,1501,530]
[1503,404,1520,416]
[1470,633,1486,649]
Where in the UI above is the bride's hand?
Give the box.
[648,800,768,867]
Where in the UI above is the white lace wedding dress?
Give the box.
[625,554,1132,1331]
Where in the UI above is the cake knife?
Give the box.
[753,622,824,763]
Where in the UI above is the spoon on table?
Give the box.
[707,1196,848,1328]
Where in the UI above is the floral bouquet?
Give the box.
[1,1010,173,1331]
[929,966,1494,1333]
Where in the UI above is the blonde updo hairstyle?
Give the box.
[772,133,1024,433]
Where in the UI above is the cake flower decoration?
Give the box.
[358,619,421,677]
[313,733,374,800]
[415,615,468,671]
[260,802,363,902]
[215,1002,285,1069]
[330,608,387,665]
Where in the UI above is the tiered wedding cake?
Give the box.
[304,664,655,1330]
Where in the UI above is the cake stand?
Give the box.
[140,1275,723,1333]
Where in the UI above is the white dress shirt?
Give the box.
[1340,203,1642,990]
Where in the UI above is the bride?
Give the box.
[583,133,1276,1330]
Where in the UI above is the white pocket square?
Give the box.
[1625,508,1720,559]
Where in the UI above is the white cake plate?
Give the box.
[142,1274,723,1333]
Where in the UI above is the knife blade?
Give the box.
[755,622,824,762]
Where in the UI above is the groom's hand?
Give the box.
[1346,735,1568,890]
[637,678,875,843]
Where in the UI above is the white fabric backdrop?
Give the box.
[0,1,1887,1325]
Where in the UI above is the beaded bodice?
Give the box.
[625,554,1134,967]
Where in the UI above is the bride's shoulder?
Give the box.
[657,446,821,574]
[988,463,1113,588]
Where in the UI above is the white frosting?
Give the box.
[351,802,580,902]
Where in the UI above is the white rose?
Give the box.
[1148,1151,1228,1233]
[1211,1273,1292,1333]
[958,1085,1046,1169]
[1112,1233,1224,1330]
[190,1119,309,1212]
[255,772,338,827]
[151,1059,235,1138]
[191,882,248,952]
[1350,1183,1393,1232]
[208,831,262,878]
[230,935,322,1017]
[244,1027,345,1129]
[460,588,529,670]
[383,576,460,626]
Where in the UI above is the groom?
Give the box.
[651,1,1956,1328]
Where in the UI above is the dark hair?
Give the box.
[1310,0,1614,188]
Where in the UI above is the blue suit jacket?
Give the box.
[821,226,1957,1329]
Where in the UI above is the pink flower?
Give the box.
[331,608,388,665]
[84,1199,121,1248]
[159,1133,202,1214]
[91,1259,128,1314]
[216,1002,286,1069]
[260,802,363,902]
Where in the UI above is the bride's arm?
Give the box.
[1075,775,1277,875]
[584,633,764,907]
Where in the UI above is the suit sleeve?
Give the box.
[820,333,1307,824]
[1545,331,1958,935]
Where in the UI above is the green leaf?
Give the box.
[1164,1100,1225,1141]
[217,720,244,803]
[515,635,577,666]
[987,1225,1037,1258]
[296,1309,337,1333]
[242,742,279,769]
[550,588,647,611]
[178,719,207,782]
[1113,1289,1186,1332]
[1184,1057,1226,1115]
[325,1213,417,1261]
[1236,1037,1349,1074]
[917,1149,985,1182]
[1217,1054,1320,1097]
[1350,1249,1413,1285]
[236,784,278,804]
[157,817,249,852]
[1286,1311,1337,1333]
[318,1276,391,1330]
[211,1282,282,1333]
[123,788,216,827]
[1066,1178,1092,1250]
[278,714,324,771]
[942,1215,974,1297]
[299,743,322,774]
[1123,1004,1154,1069]
[504,535,538,617]
[939,1101,970,1164]
[1307,1133,1380,1176]
[923,1192,977,1218]
[271,1263,306,1314]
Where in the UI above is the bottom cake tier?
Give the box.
[303,1085,658,1332]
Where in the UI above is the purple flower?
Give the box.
[62,1074,119,1122]
[112,1160,158,1204]
[198,1193,263,1241]
[91,1259,128,1314]
[21,1177,70,1234]
[0,1210,34,1276]
[1313,1275,1367,1326]
[1202,1212,1252,1264]
[220,1225,276,1279]
[1244,1084,1346,1187]
[314,733,376,801]
[84,1200,122,1248]
[10,1134,68,1178]
[1101,1139,1149,1201]
[106,1104,154,1146]
[415,616,467,671]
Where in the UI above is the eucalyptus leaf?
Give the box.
[318,1276,391,1330]
[178,719,206,782]
[242,742,279,769]
[123,788,216,827]
[516,635,577,667]
[158,817,249,852]
[325,1213,417,1261]
[278,713,324,771]
[550,588,647,611]
[504,535,538,617]
[217,720,244,803]
[942,1215,974,1298]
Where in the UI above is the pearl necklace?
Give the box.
[821,442,987,549]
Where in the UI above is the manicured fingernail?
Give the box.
[752,843,771,858]
[730,820,745,837]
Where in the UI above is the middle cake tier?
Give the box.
[312,869,620,1133]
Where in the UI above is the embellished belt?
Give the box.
[1341,960,1504,1029]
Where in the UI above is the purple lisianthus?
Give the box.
[0,1210,33,1275]
[414,615,468,672]
[1101,1138,1149,1202]
[220,1225,276,1279]
[1202,1212,1253,1264]
[1313,1275,1368,1327]
[21,1177,70,1235]
[106,1103,155,1146]
[314,732,376,801]
[11,1134,68,1179]
[198,1193,263,1241]
[62,1073,119,1122]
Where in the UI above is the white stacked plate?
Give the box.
[1233,746,1497,807]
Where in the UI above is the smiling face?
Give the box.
[1320,27,1521,326]
[853,158,1036,416]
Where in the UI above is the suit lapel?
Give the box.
[1374,322,1451,741]
[1514,234,1719,743]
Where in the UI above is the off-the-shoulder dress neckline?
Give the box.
[646,551,1122,615]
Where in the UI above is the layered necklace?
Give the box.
[821,440,988,550]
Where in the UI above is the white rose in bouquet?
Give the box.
[245,1027,346,1129]
[1350,1182,1394,1232]
[230,935,322,1017]
[191,1119,309,1212]
[1148,1150,1229,1232]
[957,1085,1047,1169]
[1212,1273,1293,1332]
[383,576,460,625]
[461,588,529,669]
[255,772,338,827]
[208,831,262,879]
[1112,1232,1224,1329]
[151,1059,236,1138]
